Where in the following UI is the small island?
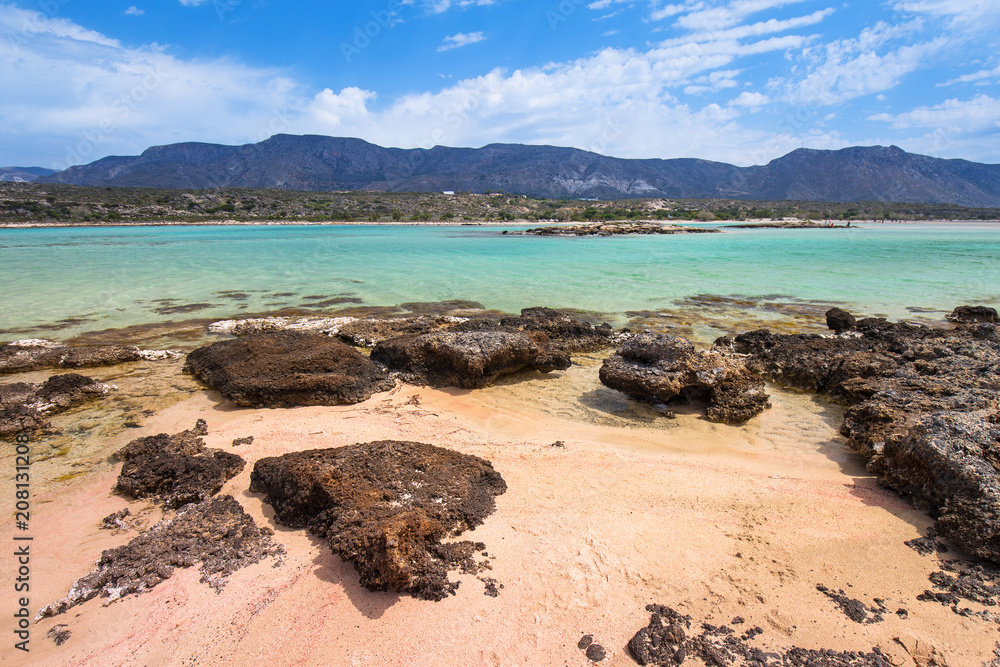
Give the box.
[725,220,855,229]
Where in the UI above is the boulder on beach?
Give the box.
[371,329,571,389]
[36,495,283,618]
[731,314,1000,562]
[250,440,507,600]
[114,421,246,508]
[825,307,857,333]
[599,333,771,424]
[0,373,114,437]
[184,331,394,408]
[947,305,999,323]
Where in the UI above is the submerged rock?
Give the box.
[114,422,246,508]
[36,496,283,618]
[731,315,1000,562]
[599,333,770,424]
[250,440,507,600]
[0,373,114,437]
[184,331,394,408]
[371,329,571,389]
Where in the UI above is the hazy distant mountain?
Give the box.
[1,166,55,183]
[36,135,1000,207]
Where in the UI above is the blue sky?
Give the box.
[1,0,999,170]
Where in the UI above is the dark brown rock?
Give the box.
[628,604,888,667]
[0,342,142,373]
[599,333,770,424]
[37,496,283,618]
[114,423,246,508]
[371,329,571,389]
[184,331,394,408]
[499,307,614,353]
[0,373,113,437]
[336,316,452,347]
[250,440,506,601]
[585,644,607,662]
[826,306,857,333]
[947,305,999,323]
[731,316,1000,563]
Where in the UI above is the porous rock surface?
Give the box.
[628,604,888,667]
[947,305,999,323]
[184,331,394,407]
[250,440,507,600]
[36,495,283,618]
[115,421,245,508]
[0,341,143,373]
[0,373,114,437]
[499,307,614,353]
[729,313,1000,562]
[371,328,571,389]
[599,333,770,424]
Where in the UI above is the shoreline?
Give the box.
[3,217,1000,229]
[3,348,998,665]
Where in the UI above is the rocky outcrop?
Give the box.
[947,305,999,323]
[0,373,114,437]
[250,440,506,600]
[499,307,614,353]
[0,341,143,373]
[730,316,1000,562]
[628,604,887,666]
[184,332,394,408]
[114,422,245,508]
[336,316,459,347]
[371,329,571,389]
[36,495,283,618]
[512,222,720,236]
[599,333,770,424]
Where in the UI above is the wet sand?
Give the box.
[2,352,997,666]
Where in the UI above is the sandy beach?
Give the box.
[3,352,996,666]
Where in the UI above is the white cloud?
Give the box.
[729,90,770,109]
[437,31,487,52]
[420,0,497,14]
[779,21,946,106]
[893,0,1000,28]
[124,6,145,16]
[675,0,811,31]
[870,94,1000,131]
[941,63,1000,86]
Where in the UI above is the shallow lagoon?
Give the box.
[2,221,999,339]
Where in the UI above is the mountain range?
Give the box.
[1,166,55,183]
[34,135,1000,207]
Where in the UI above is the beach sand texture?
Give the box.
[2,353,995,666]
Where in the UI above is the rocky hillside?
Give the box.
[36,136,1000,207]
[0,166,55,183]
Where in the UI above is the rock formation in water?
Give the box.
[250,440,506,600]
[0,340,167,373]
[599,333,770,424]
[727,311,1000,562]
[184,331,394,407]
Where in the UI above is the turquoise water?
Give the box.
[2,222,999,339]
